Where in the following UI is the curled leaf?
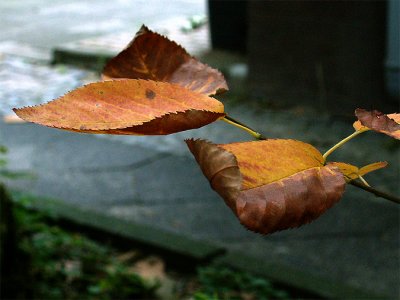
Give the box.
[330,161,388,182]
[186,139,346,234]
[102,25,228,96]
[13,79,225,135]
[353,108,400,139]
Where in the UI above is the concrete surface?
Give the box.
[1,1,399,298]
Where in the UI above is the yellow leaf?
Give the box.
[220,139,324,189]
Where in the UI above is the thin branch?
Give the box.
[350,180,400,204]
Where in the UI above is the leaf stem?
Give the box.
[323,129,367,161]
[350,180,400,204]
[222,115,267,140]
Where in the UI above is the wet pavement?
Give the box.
[1,1,399,298]
[0,0,206,56]
[0,56,92,115]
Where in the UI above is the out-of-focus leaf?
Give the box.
[329,161,388,182]
[186,139,345,234]
[102,25,228,96]
[13,79,225,135]
[353,108,400,139]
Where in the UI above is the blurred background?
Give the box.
[1,0,399,299]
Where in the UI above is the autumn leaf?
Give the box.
[186,139,345,234]
[102,25,228,96]
[359,161,388,176]
[329,161,388,182]
[13,79,225,135]
[353,108,400,139]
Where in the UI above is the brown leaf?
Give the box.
[236,166,344,234]
[102,25,228,96]
[186,139,345,234]
[353,108,400,139]
[13,79,225,135]
[186,138,241,211]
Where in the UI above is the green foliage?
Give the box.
[13,204,159,299]
[9,195,292,299]
[193,266,290,300]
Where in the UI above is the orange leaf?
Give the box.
[13,79,225,135]
[186,139,345,234]
[102,25,228,96]
[353,108,400,139]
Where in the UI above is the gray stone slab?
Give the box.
[107,201,250,241]
[216,250,383,299]
[11,191,225,262]
[129,154,218,202]
[0,122,166,205]
[219,187,399,298]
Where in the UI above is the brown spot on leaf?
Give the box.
[145,89,156,100]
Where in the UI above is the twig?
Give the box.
[350,180,400,204]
